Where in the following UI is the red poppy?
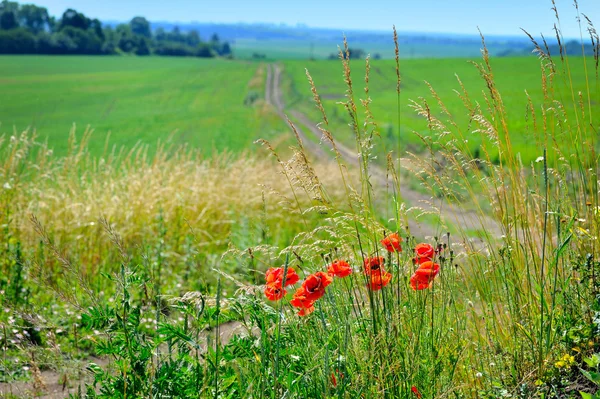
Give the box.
[381,233,402,253]
[265,266,299,288]
[414,243,435,264]
[297,305,315,316]
[290,286,315,316]
[369,271,392,291]
[331,369,343,387]
[300,271,333,301]
[264,285,286,301]
[327,260,352,278]
[411,386,423,398]
[363,256,385,276]
[410,261,440,290]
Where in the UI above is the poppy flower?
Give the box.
[264,285,286,301]
[327,260,352,278]
[297,305,315,316]
[369,271,392,291]
[265,266,299,288]
[381,233,402,253]
[414,243,435,264]
[331,369,343,387]
[363,256,385,276]
[290,286,315,315]
[410,261,440,290]
[300,271,333,301]
[411,386,423,398]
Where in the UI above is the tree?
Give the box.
[18,4,49,34]
[59,9,90,31]
[116,23,136,53]
[0,1,19,13]
[90,18,104,41]
[154,27,166,42]
[186,30,200,47]
[0,28,35,53]
[130,16,150,38]
[61,25,101,54]
[101,26,118,54]
[335,47,365,60]
[0,10,18,30]
[50,31,77,54]
[134,36,150,55]
[220,42,231,56]
[196,42,213,57]
[168,26,185,43]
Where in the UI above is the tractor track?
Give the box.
[265,63,501,242]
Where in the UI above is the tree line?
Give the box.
[0,0,232,57]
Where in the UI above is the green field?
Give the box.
[283,56,599,162]
[0,56,287,155]
[0,55,597,161]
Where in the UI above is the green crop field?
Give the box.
[0,56,287,156]
[282,56,599,162]
[1,55,596,162]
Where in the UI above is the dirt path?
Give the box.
[265,64,501,241]
[0,321,254,398]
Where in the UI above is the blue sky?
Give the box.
[34,0,600,38]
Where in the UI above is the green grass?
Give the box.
[0,56,288,156]
[282,56,599,163]
[1,55,595,162]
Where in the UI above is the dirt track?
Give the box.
[264,64,501,241]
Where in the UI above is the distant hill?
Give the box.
[136,21,537,59]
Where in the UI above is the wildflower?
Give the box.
[363,256,385,276]
[369,271,392,291]
[300,271,333,301]
[327,260,352,278]
[264,285,286,301]
[265,267,300,288]
[331,369,343,387]
[411,386,423,398]
[410,261,440,290]
[381,233,402,253]
[290,287,315,316]
[297,305,315,316]
[414,243,435,264]
[555,354,575,369]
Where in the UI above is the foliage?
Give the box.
[0,0,230,57]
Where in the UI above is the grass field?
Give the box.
[1,55,596,162]
[0,56,288,156]
[283,56,599,163]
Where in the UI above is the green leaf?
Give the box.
[580,368,600,386]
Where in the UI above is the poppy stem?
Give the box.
[273,253,290,393]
